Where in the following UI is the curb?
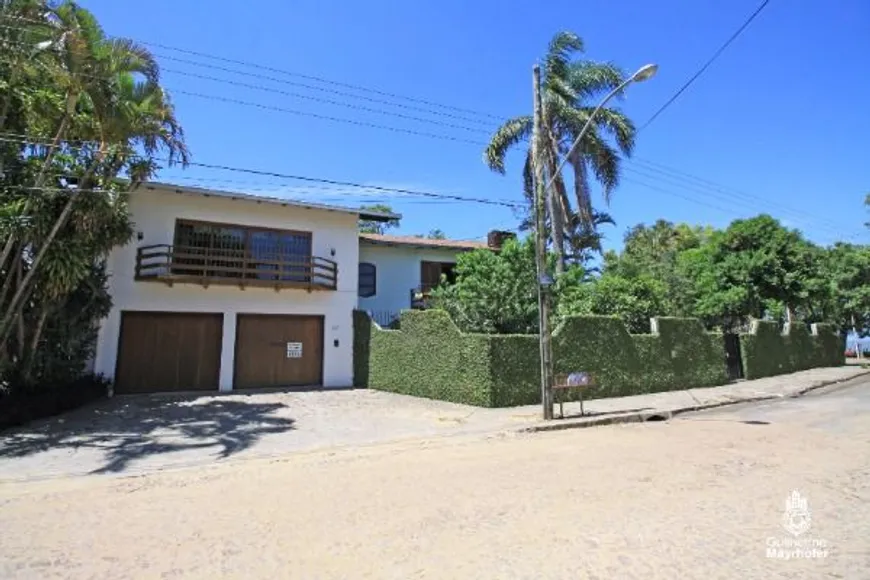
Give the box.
[518,370,870,434]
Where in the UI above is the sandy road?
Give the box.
[1,383,869,579]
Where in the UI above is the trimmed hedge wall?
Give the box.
[356,310,494,406]
[489,316,727,407]
[354,310,845,407]
[739,321,844,380]
[355,310,728,407]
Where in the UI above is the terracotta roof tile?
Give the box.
[359,233,489,251]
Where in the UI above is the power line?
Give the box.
[142,41,506,121]
[5,15,863,236]
[639,0,772,131]
[158,67,490,134]
[4,128,859,235]
[0,134,524,208]
[626,159,847,232]
[0,20,502,126]
[153,54,496,127]
[0,35,494,133]
[168,89,487,145]
[0,47,490,146]
[622,166,848,237]
[622,176,751,218]
[622,174,867,242]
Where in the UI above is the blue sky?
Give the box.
[82,0,869,250]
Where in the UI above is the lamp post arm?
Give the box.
[544,76,636,194]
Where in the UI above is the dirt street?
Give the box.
[1,383,869,579]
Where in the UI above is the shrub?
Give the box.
[0,373,110,430]
[739,321,844,379]
[356,310,728,407]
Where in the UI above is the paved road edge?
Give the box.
[519,369,870,434]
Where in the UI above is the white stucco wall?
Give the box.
[94,187,360,390]
[357,243,464,317]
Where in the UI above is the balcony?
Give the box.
[135,244,338,291]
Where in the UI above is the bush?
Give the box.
[739,321,844,380]
[0,374,110,430]
[362,310,493,406]
[356,310,728,407]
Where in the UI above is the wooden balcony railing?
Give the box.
[135,244,338,291]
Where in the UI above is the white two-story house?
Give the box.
[93,182,396,395]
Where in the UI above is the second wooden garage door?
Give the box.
[234,314,324,389]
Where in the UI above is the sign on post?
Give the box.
[286,342,303,359]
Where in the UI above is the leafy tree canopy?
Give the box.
[431,213,866,339]
[1,0,186,387]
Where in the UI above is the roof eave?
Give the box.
[141,181,402,221]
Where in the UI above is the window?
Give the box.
[358,263,376,297]
[420,261,455,292]
[172,219,312,281]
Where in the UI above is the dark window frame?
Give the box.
[358,262,377,297]
[172,218,313,281]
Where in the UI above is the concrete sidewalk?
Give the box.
[516,366,870,432]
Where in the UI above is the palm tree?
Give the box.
[485,32,636,273]
[0,1,187,349]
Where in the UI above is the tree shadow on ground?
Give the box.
[0,395,295,474]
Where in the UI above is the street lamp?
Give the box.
[533,62,657,420]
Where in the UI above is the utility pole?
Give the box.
[532,65,554,420]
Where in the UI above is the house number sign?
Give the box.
[286,342,303,358]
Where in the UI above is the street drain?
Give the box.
[643,414,669,422]
[741,420,771,425]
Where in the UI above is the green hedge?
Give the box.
[739,321,844,380]
[355,310,845,407]
[355,310,729,407]
[356,310,494,406]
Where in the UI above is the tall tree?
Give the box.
[678,215,822,331]
[0,0,187,385]
[484,31,635,272]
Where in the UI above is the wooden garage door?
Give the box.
[115,312,223,394]
[234,314,324,389]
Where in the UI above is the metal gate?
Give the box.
[723,333,744,381]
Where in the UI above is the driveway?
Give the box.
[0,389,521,481]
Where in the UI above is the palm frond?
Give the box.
[585,106,635,156]
[583,130,621,203]
[102,38,159,83]
[567,61,626,101]
[543,31,584,82]
[542,75,576,108]
[483,115,532,174]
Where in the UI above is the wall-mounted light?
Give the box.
[330,247,336,257]
[136,231,144,241]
